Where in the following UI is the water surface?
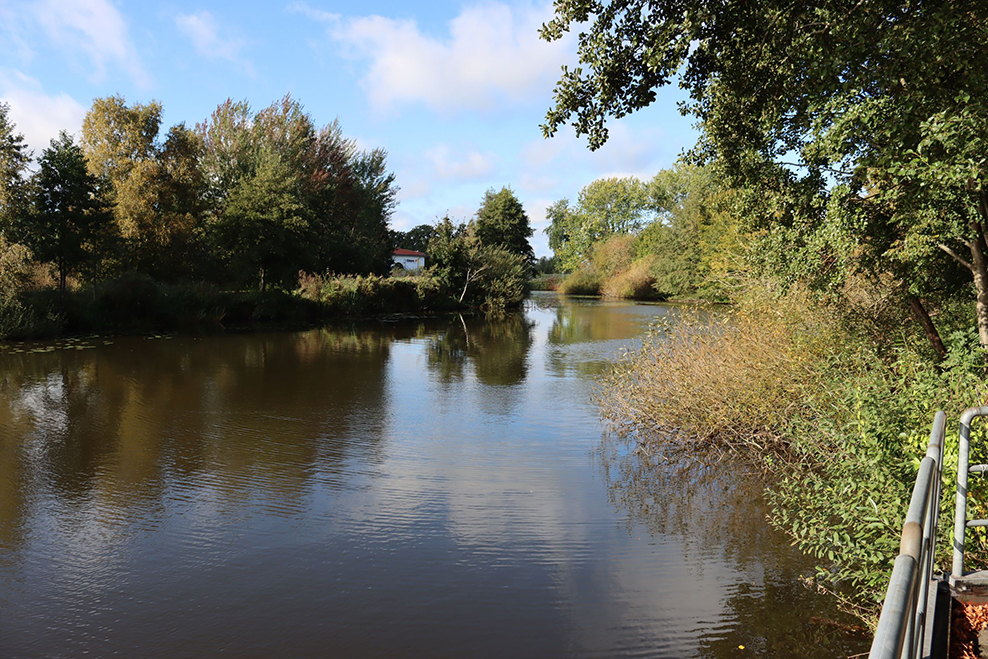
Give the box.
[0,294,867,657]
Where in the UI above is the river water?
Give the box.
[0,293,867,658]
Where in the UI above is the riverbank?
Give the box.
[596,283,988,621]
[0,271,499,342]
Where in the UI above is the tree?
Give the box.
[474,187,534,266]
[541,1,988,353]
[0,102,30,229]
[81,95,204,278]
[546,177,654,270]
[198,95,398,281]
[213,149,309,291]
[400,224,437,253]
[20,132,111,292]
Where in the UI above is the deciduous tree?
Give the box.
[541,0,988,353]
[474,187,534,266]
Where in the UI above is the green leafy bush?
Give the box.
[559,269,602,296]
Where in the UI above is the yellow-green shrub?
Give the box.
[601,257,659,300]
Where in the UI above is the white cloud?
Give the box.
[296,2,573,113]
[0,71,87,156]
[426,145,496,181]
[33,0,149,87]
[175,11,252,72]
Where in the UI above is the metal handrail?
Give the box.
[869,411,946,659]
[952,406,988,579]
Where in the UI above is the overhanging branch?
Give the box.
[938,243,974,272]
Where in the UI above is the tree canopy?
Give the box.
[474,187,534,266]
[17,132,111,291]
[542,0,988,352]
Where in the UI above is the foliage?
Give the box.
[529,273,561,291]
[213,149,310,291]
[398,224,436,253]
[547,177,655,271]
[296,271,446,316]
[474,186,534,267]
[13,132,112,292]
[472,244,528,313]
[600,257,659,300]
[558,269,602,296]
[549,165,735,301]
[598,282,988,611]
[423,215,529,312]
[0,102,30,228]
[197,95,398,286]
[541,0,988,354]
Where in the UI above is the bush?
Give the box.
[595,282,987,613]
[296,271,449,316]
[559,269,603,296]
[529,273,561,291]
[601,257,661,300]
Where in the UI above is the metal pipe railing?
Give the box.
[952,406,988,579]
[869,411,946,659]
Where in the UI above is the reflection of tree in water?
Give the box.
[426,313,534,387]
[0,327,399,557]
[595,436,869,658]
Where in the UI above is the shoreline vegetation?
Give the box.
[540,161,988,624]
[537,0,988,626]
[0,97,535,342]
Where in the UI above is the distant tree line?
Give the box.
[547,165,735,301]
[0,95,398,294]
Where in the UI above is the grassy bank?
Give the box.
[597,282,988,620]
[0,271,472,341]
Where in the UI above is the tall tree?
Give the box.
[199,95,398,281]
[0,102,31,231]
[474,187,534,266]
[541,0,988,352]
[546,177,654,270]
[213,149,309,291]
[400,224,438,253]
[21,132,111,292]
[81,95,202,277]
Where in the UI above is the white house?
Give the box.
[392,248,426,271]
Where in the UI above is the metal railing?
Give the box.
[952,406,988,580]
[869,411,946,659]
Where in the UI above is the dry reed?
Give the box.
[598,286,843,453]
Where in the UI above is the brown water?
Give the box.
[0,293,867,658]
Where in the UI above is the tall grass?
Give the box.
[597,283,988,613]
[599,286,842,451]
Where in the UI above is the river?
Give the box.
[0,293,867,658]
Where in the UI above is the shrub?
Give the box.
[559,269,602,296]
[529,273,561,291]
[601,257,661,300]
[595,283,971,612]
[296,271,449,316]
[592,233,636,277]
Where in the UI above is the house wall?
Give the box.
[393,256,425,270]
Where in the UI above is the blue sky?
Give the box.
[0,0,698,257]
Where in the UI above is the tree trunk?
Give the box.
[907,295,946,361]
[459,269,472,304]
[973,194,988,352]
[259,266,266,293]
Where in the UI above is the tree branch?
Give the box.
[938,243,974,272]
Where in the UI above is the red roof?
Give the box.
[393,248,426,257]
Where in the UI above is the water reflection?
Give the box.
[426,313,534,386]
[0,298,868,658]
[596,437,869,657]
